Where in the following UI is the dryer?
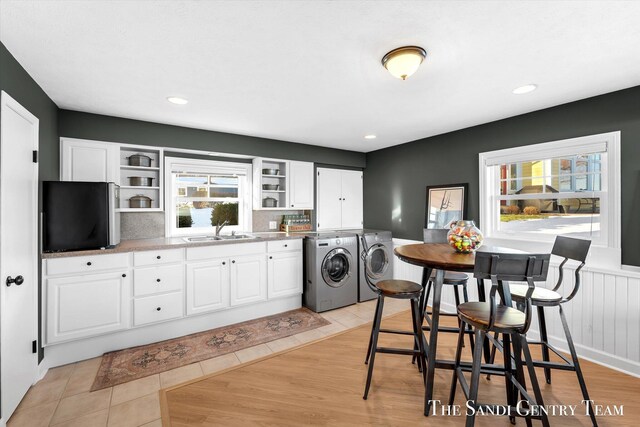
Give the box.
[303,232,358,312]
[356,230,394,302]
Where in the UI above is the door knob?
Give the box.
[6,275,24,287]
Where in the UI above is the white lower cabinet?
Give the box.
[268,251,303,299]
[230,254,267,306]
[46,271,130,344]
[44,239,303,346]
[134,292,183,326]
[186,258,230,315]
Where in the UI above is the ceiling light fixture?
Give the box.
[167,96,189,105]
[512,84,537,95]
[382,46,427,80]
[364,134,377,140]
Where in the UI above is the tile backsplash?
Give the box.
[121,212,165,240]
[121,210,312,240]
[252,209,309,232]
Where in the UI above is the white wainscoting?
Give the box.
[392,238,640,377]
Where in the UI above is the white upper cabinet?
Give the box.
[288,161,314,209]
[60,138,119,182]
[253,158,314,210]
[339,170,364,229]
[316,168,363,230]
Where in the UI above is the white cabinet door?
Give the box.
[46,271,130,344]
[288,161,314,209]
[60,138,119,183]
[316,168,343,230]
[267,251,303,299]
[340,170,363,229]
[229,254,267,306]
[186,259,230,315]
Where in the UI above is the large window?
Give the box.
[479,132,620,249]
[164,158,252,236]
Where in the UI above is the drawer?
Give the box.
[267,239,302,253]
[134,292,183,326]
[134,248,183,266]
[134,265,184,297]
[187,241,266,261]
[46,253,130,276]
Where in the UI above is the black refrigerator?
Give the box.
[43,181,120,252]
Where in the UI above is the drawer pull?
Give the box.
[156,278,161,282]
[86,262,92,266]
[156,307,162,311]
[284,244,288,247]
[122,274,127,278]
[156,255,161,259]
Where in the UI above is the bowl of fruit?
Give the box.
[447,220,484,254]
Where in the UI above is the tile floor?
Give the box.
[7,299,406,427]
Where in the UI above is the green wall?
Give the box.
[364,85,640,267]
[1,42,59,362]
[58,110,366,169]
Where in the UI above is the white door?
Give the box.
[340,170,363,229]
[60,138,119,182]
[0,91,39,421]
[46,272,130,344]
[267,251,303,298]
[230,254,267,306]
[288,161,314,209]
[316,168,342,230]
[186,259,230,315]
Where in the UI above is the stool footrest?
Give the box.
[527,340,573,365]
[375,347,422,356]
[378,328,415,336]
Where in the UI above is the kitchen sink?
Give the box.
[217,234,257,240]
[182,236,222,242]
[183,234,257,242]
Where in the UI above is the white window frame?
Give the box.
[479,131,621,252]
[164,157,253,237]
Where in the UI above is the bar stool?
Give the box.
[360,236,427,400]
[449,250,551,427]
[508,236,597,426]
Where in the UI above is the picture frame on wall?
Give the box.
[425,183,468,229]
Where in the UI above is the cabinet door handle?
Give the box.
[156,255,161,260]
[269,256,273,259]
[86,262,92,266]
[284,244,288,247]
[222,261,226,265]
[291,204,294,207]
[122,274,127,278]
[156,307,162,311]
[156,278,161,282]
[232,260,235,264]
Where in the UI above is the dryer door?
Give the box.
[321,248,353,288]
[364,243,390,280]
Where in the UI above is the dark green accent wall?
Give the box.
[58,110,366,172]
[1,42,59,362]
[364,85,640,267]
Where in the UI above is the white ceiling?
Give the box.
[2,1,640,153]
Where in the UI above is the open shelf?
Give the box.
[262,174,286,178]
[119,145,163,211]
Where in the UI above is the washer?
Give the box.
[303,232,358,312]
[356,230,394,302]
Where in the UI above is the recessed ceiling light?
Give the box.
[364,134,377,140]
[512,84,537,95]
[167,96,188,105]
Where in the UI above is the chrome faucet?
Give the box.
[215,220,230,236]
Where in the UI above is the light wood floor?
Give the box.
[161,308,639,427]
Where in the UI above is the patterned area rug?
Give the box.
[91,308,330,390]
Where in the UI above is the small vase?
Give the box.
[447,220,484,254]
